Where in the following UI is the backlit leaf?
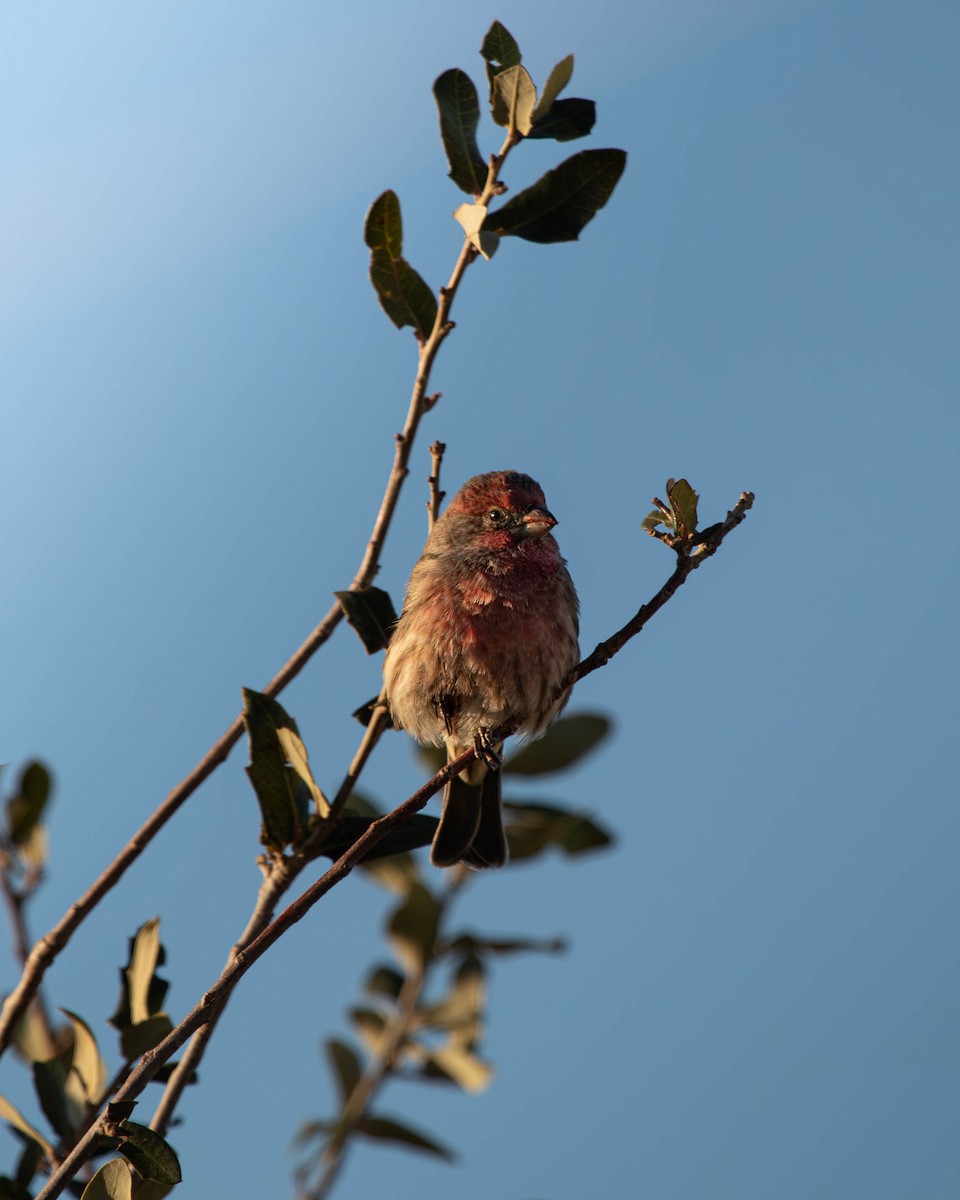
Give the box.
[388,883,440,973]
[80,1160,133,1200]
[483,148,626,243]
[242,689,313,851]
[61,1009,107,1106]
[531,54,573,123]
[433,69,487,195]
[0,1094,47,1150]
[491,64,536,135]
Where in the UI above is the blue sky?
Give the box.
[2,1,958,1197]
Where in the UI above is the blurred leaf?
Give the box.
[419,953,485,1046]
[151,1060,198,1086]
[504,713,611,775]
[527,97,597,142]
[641,508,667,533]
[453,202,499,260]
[350,1007,388,1056]
[388,883,441,974]
[334,587,399,655]
[444,933,566,958]
[365,965,405,1002]
[120,1014,174,1061]
[668,477,699,538]
[14,1140,41,1191]
[6,761,51,847]
[11,1001,57,1063]
[33,1057,76,1138]
[531,54,573,123]
[117,1121,182,1185]
[0,1095,47,1150]
[109,918,169,1031]
[503,801,614,861]
[325,1039,362,1106]
[364,192,438,340]
[433,69,487,194]
[61,1009,107,1105]
[356,1114,455,1161]
[491,64,536,135]
[479,20,521,98]
[80,1160,133,1200]
[242,689,312,851]
[320,814,438,863]
[105,1100,137,1122]
[427,1045,493,1094]
[130,1180,177,1200]
[484,148,626,243]
[416,744,446,774]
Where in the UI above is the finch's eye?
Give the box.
[486,508,505,525]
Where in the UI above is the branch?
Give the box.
[0,137,523,1065]
[426,440,447,534]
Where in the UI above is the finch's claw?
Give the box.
[474,728,502,771]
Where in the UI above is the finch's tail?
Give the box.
[431,754,507,869]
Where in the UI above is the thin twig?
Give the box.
[426,440,447,533]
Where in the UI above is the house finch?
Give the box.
[383,470,580,868]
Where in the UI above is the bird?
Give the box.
[382,470,580,868]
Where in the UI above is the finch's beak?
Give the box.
[520,505,557,538]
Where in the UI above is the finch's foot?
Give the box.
[474,728,502,771]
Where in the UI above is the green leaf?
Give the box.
[388,882,441,973]
[319,814,438,862]
[503,801,614,861]
[356,1114,455,1161]
[117,1121,182,1186]
[242,688,313,851]
[325,1039,362,1106]
[363,188,402,256]
[504,713,611,775]
[433,69,487,195]
[364,191,438,340]
[120,1014,174,1061]
[80,1160,133,1200]
[6,761,52,846]
[334,587,399,655]
[527,97,597,142]
[641,508,667,533]
[109,918,169,1033]
[668,478,699,539]
[453,202,499,260]
[531,54,573,123]
[32,1058,75,1138]
[366,964,405,1001]
[0,1094,47,1150]
[479,20,521,99]
[61,1009,107,1106]
[484,148,626,243]
[491,64,537,136]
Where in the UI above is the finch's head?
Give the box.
[442,470,558,548]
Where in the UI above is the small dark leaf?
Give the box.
[334,587,399,655]
[444,933,566,957]
[352,697,396,729]
[480,20,521,99]
[363,190,403,257]
[117,1121,182,1185]
[369,249,438,340]
[433,69,487,195]
[104,1101,137,1123]
[319,814,438,862]
[32,1059,74,1139]
[668,478,700,539]
[503,801,615,862]
[531,54,573,123]
[483,148,626,243]
[527,97,597,142]
[151,1061,198,1087]
[504,713,611,775]
[491,64,536,135]
[325,1039,363,1106]
[242,688,313,852]
[350,1007,388,1055]
[15,1140,41,1190]
[364,192,438,339]
[6,761,52,846]
[365,965,406,1001]
[388,882,441,973]
[356,1114,456,1161]
[120,1015,173,1061]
